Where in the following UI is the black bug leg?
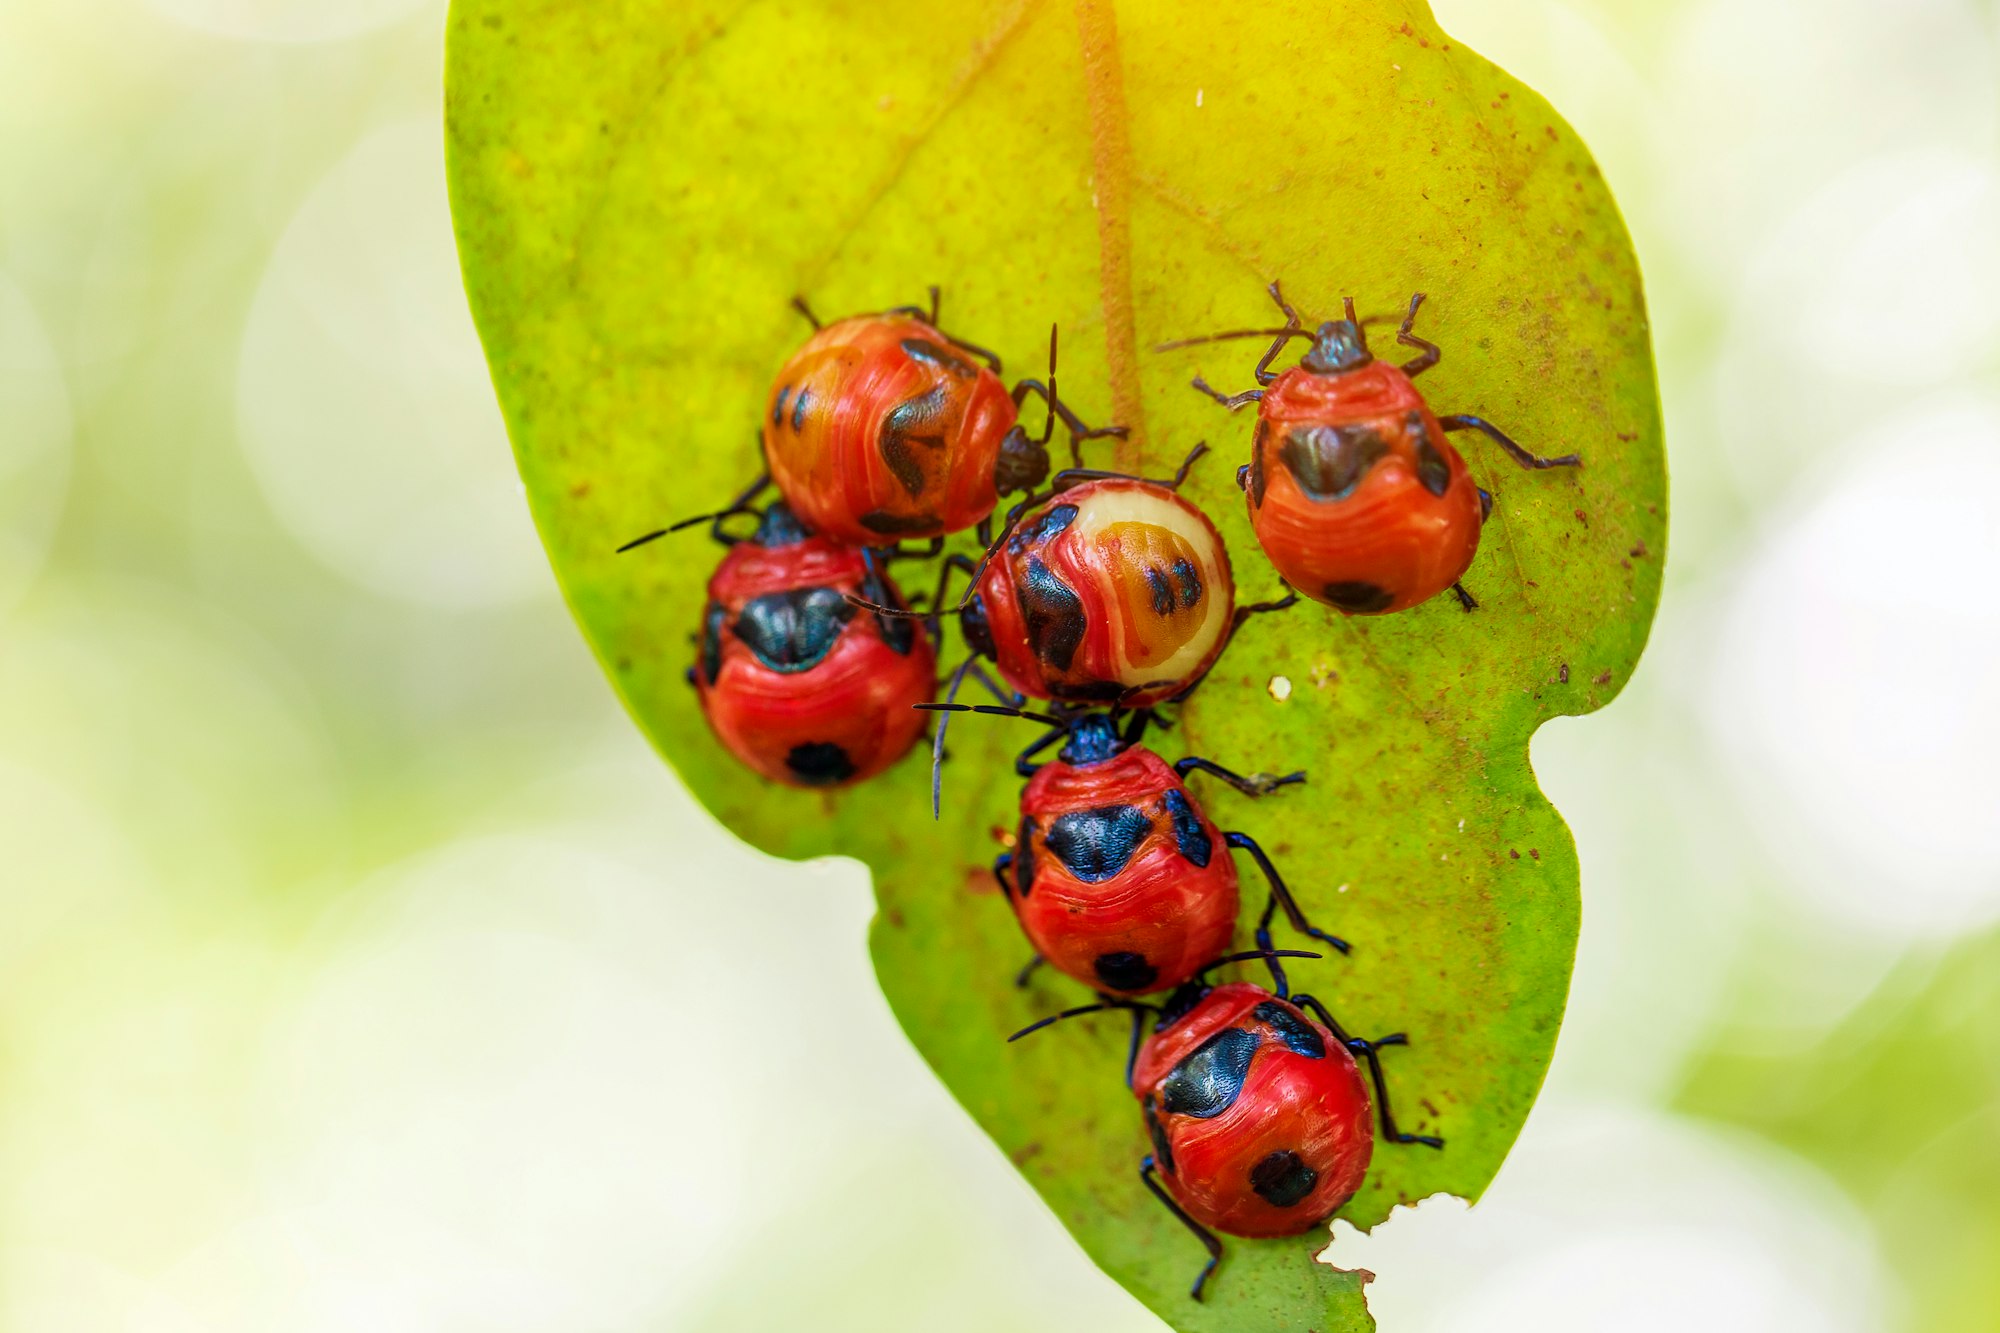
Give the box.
[1190,377,1266,411]
[1228,831,1351,958]
[1438,414,1582,470]
[791,295,821,330]
[1451,583,1479,613]
[1047,440,1210,494]
[1014,953,1045,989]
[1396,292,1442,377]
[1141,1155,1224,1301]
[993,851,1016,897]
[1290,993,1444,1149]
[1174,756,1306,799]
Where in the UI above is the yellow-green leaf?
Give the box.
[445,1,1666,1328]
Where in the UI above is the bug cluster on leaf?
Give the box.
[618,284,1583,1300]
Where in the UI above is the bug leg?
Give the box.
[1190,375,1266,411]
[1438,414,1582,470]
[1125,1005,1146,1088]
[1227,831,1351,957]
[1141,1156,1224,1302]
[1012,379,1128,465]
[1395,291,1443,377]
[962,660,1024,709]
[1174,757,1307,798]
[1014,722,1068,779]
[1253,892,1290,998]
[1047,441,1209,495]
[1477,487,1494,523]
[928,284,941,325]
[1291,994,1444,1149]
[790,296,821,331]
[994,852,1017,898]
[930,653,993,817]
[1451,582,1479,613]
[1013,951,1044,989]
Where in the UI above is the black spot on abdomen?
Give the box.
[1409,411,1451,497]
[880,383,952,495]
[785,741,855,785]
[899,337,978,378]
[1249,1149,1318,1207]
[1162,789,1211,867]
[1282,423,1389,502]
[1093,951,1158,992]
[1253,1001,1326,1058]
[733,587,855,672]
[1159,1026,1259,1119]
[1323,582,1395,614]
[1043,804,1152,882]
[1017,557,1086,672]
[858,509,938,536]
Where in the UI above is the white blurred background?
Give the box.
[1,0,1996,1328]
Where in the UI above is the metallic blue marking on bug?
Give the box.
[1043,804,1153,883]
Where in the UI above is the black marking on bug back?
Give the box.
[858,509,938,536]
[1249,422,1271,508]
[1144,1095,1177,1175]
[1161,789,1211,867]
[1009,502,1078,554]
[880,383,951,496]
[1282,423,1389,502]
[771,385,792,429]
[1249,1149,1318,1208]
[1170,557,1202,610]
[1324,581,1395,614]
[733,587,855,673]
[1093,951,1159,992]
[1144,566,1174,617]
[698,602,726,683]
[1253,1001,1326,1059]
[1048,679,1127,703]
[1043,804,1152,883]
[1159,1025,1259,1119]
[1015,816,1037,897]
[785,741,855,786]
[859,566,916,655]
[1409,410,1451,497]
[899,337,978,379]
[1018,557,1085,672]
[790,386,813,433]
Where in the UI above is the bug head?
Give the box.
[1057,711,1128,767]
[1300,317,1373,376]
[993,425,1052,495]
[750,501,811,548]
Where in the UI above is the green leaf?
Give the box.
[445,0,1666,1327]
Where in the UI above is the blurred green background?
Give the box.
[1,1,1996,1329]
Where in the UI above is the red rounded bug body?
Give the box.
[966,478,1236,708]
[1246,359,1484,614]
[1011,962,1441,1301]
[1171,284,1582,614]
[764,310,1033,546]
[1009,739,1240,994]
[1132,982,1373,1238]
[691,505,936,787]
[941,709,1338,997]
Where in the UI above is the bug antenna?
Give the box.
[1008,998,1152,1043]
[1197,948,1322,977]
[1153,327,1318,353]
[914,702,1068,727]
[616,504,761,553]
[791,295,821,330]
[929,658,981,820]
[1040,324,1059,446]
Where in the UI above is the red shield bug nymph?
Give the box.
[1012,952,1444,1301]
[913,704,1345,996]
[762,291,1123,547]
[619,495,937,788]
[1162,282,1583,614]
